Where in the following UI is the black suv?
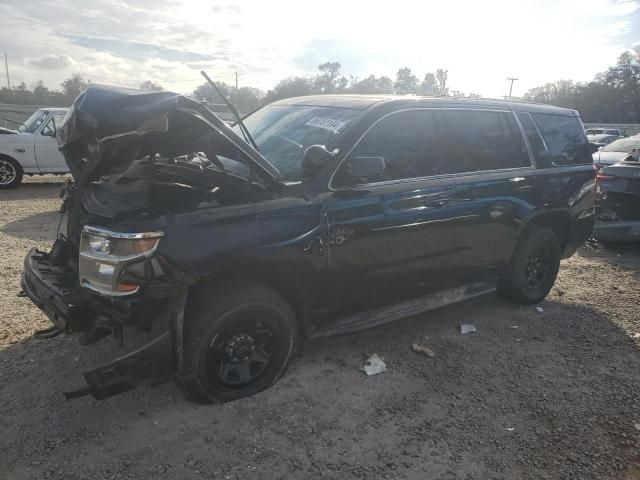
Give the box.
[21,86,596,402]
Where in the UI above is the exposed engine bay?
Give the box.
[55,85,282,241]
[81,153,271,220]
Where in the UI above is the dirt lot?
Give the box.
[1,178,640,480]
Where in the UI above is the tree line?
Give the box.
[0,63,469,115]
[523,46,640,124]
[2,46,638,123]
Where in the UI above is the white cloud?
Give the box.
[0,0,638,97]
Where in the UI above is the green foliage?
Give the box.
[394,67,419,94]
[140,80,163,91]
[351,75,394,94]
[263,77,313,104]
[419,73,439,96]
[60,74,88,99]
[524,47,640,123]
[435,69,448,96]
[4,48,638,125]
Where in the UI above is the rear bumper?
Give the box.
[561,211,596,258]
[21,247,187,399]
[593,220,640,242]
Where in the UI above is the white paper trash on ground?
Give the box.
[362,354,386,376]
[460,324,477,334]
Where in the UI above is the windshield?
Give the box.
[235,104,362,181]
[18,110,48,133]
[596,136,617,144]
[602,137,640,152]
[586,129,604,135]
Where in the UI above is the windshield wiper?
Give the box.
[200,70,259,152]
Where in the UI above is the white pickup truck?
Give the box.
[0,108,69,188]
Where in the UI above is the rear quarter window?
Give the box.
[531,113,591,166]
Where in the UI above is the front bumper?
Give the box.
[21,247,186,399]
[593,220,640,242]
[21,248,86,332]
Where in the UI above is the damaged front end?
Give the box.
[20,85,282,399]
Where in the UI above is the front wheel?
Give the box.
[180,282,298,403]
[498,226,561,304]
[0,156,23,189]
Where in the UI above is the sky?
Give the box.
[0,0,639,99]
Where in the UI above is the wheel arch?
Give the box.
[186,260,315,333]
[521,210,571,251]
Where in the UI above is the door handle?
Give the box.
[14,148,26,153]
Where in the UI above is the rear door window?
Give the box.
[530,113,591,165]
[438,110,530,174]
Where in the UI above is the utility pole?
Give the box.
[4,54,10,90]
[507,77,518,100]
[235,71,239,109]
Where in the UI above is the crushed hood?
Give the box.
[57,84,281,185]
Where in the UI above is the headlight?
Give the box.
[79,226,164,296]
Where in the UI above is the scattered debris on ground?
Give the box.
[2,179,640,480]
[362,353,386,375]
[460,323,477,334]
[411,343,435,358]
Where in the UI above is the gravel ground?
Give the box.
[1,177,640,480]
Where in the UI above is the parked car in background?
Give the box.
[0,108,69,188]
[588,134,620,153]
[592,136,640,168]
[21,86,596,403]
[585,128,626,137]
[594,161,640,242]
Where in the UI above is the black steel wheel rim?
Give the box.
[204,308,279,390]
[524,245,551,289]
[0,159,16,185]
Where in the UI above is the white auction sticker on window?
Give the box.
[305,117,346,133]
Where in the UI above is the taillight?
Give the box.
[596,173,617,181]
[595,171,616,194]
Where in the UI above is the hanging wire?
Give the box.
[56,211,65,238]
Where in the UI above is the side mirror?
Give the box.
[41,128,56,137]
[302,144,334,178]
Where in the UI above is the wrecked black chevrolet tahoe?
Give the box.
[21,86,596,402]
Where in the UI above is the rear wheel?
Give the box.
[180,282,298,403]
[0,156,23,189]
[498,226,561,304]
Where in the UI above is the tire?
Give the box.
[498,226,561,305]
[0,156,23,189]
[180,282,298,403]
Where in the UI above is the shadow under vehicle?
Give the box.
[21,85,596,403]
